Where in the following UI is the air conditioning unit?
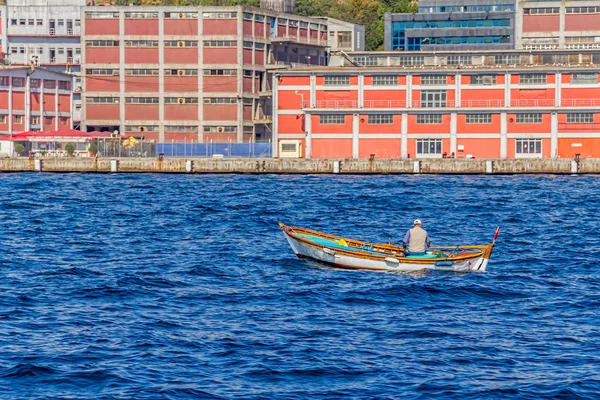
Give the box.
[482,76,493,85]
[217,126,224,133]
[279,140,302,158]
[75,86,82,92]
[178,97,185,104]
[177,70,184,76]
[178,12,184,18]
[139,126,146,132]
[178,41,185,48]
[110,132,118,138]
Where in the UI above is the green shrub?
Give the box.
[65,143,75,156]
[14,143,25,156]
[88,142,98,154]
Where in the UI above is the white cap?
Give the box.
[413,219,422,225]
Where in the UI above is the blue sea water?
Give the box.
[0,173,599,399]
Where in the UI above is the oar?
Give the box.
[492,227,500,244]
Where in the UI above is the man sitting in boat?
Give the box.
[402,219,431,255]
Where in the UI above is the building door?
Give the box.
[67,19,73,35]
[49,19,55,35]
[269,17,276,37]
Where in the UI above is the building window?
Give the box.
[86,97,119,104]
[466,114,492,124]
[124,40,158,48]
[416,139,442,155]
[19,19,26,26]
[87,69,118,76]
[165,69,198,76]
[516,113,543,124]
[204,126,236,132]
[75,19,80,26]
[10,19,16,25]
[255,43,265,50]
[494,55,521,65]
[12,78,24,87]
[520,74,547,84]
[164,12,198,18]
[125,12,158,19]
[421,75,446,86]
[165,40,198,48]
[85,12,119,18]
[367,114,394,124]
[416,114,442,124]
[243,41,253,49]
[124,69,159,76]
[14,115,23,124]
[447,55,472,66]
[567,6,600,14]
[58,81,71,90]
[353,56,378,66]
[524,8,560,15]
[125,125,159,132]
[567,113,594,123]
[202,12,237,19]
[337,31,352,48]
[571,73,597,84]
[371,75,397,86]
[469,75,497,85]
[203,69,237,76]
[421,90,446,108]
[164,125,199,132]
[324,76,350,86]
[28,19,34,26]
[255,14,265,22]
[36,19,43,26]
[203,40,236,47]
[319,115,345,124]
[44,80,57,89]
[0,77,7,86]
[86,40,120,47]
[0,115,5,123]
[57,19,64,26]
[516,139,542,155]
[30,79,40,88]
[165,97,199,104]
[125,97,159,104]
[31,116,40,125]
[203,97,237,104]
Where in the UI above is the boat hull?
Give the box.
[283,231,489,273]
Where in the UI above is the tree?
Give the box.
[14,143,25,156]
[65,143,75,156]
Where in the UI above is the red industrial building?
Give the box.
[274,49,600,159]
[80,6,338,144]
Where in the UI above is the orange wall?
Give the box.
[85,19,120,35]
[406,138,450,158]
[311,114,352,134]
[164,48,198,64]
[364,90,406,102]
[203,48,237,64]
[86,48,120,64]
[164,132,198,142]
[456,114,501,134]
[86,76,120,92]
[164,76,198,93]
[558,138,600,158]
[279,76,310,86]
[407,114,451,134]
[255,50,265,65]
[243,77,253,93]
[0,90,8,108]
[316,76,358,85]
[164,19,198,36]
[203,19,237,35]
[359,139,401,158]
[42,93,54,111]
[203,104,237,121]
[278,114,304,133]
[316,90,358,101]
[359,114,400,134]
[311,139,352,158]
[125,49,158,64]
[456,138,500,158]
[58,95,70,112]
[522,15,560,32]
[164,105,198,121]
[562,88,600,100]
[243,20,253,35]
[124,19,159,35]
[278,90,308,109]
[11,92,24,110]
[243,48,253,64]
[203,76,237,92]
[125,77,159,93]
[86,104,119,120]
[255,22,265,37]
[507,114,551,133]
[125,105,159,120]
[461,89,504,106]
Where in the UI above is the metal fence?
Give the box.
[95,140,272,158]
[156,142,272,158]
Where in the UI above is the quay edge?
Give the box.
[0,157,595,174]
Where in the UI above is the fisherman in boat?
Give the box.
[402,219,431,255]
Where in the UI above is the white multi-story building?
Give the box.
[1,0,87,127]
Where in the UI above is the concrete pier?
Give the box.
[0,157,596,174]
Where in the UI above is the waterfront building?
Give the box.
[384,0,516,51]
[0,65,75,155]
[80,5,361,144]
[385,0,600,51]
[274,49,600,159]
[1,0,86,127]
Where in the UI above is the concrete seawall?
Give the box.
[0,157,594,174]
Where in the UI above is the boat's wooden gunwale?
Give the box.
[281,224,492,264]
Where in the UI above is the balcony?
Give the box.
[67,28,73,35]
[270,35,324,47]
[49,28,55,36]
[252,115,272,124]
[559,123,600,131]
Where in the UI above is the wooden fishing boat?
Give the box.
[280,223,499,273]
